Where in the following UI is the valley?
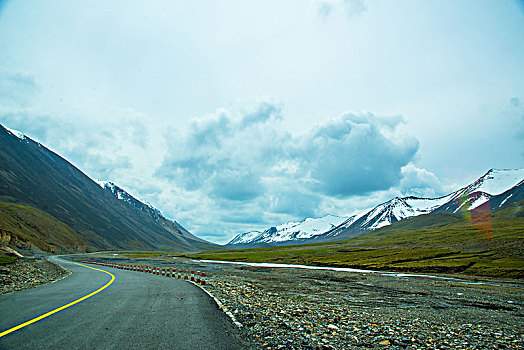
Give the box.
[1,124,523,349]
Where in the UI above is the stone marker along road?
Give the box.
[0,258,249,349]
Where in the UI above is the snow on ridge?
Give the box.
[229,230,262,245]
[360,193,461,231]
[229,214,349,245]
[268,214,349,242]
[470,168,524,196]
[5,126,26,140]
[96,179,158,212]
[468,193,491,210]
[499,194,513,208]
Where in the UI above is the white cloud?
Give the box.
[399,164,444,198]
[154,101,422,241]
[298,112,419,196]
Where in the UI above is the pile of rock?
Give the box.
[0,258,69,294]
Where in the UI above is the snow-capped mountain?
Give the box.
[229,169,524,247]
[96,180,208,243]
[228,214,348,246]
[434,169,524,213]
[328,169,524,240]
[96,180,162,215]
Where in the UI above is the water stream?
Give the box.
[196,259,522,289]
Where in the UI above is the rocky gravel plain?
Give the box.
[196,263,524,349]
[0,258,70,294]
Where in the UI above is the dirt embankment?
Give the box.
[0,258,70,294]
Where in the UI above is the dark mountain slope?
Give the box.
[0,125,219,252]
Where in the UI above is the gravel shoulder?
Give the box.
[0,258,70,294]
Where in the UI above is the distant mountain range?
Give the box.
[228,168,524,247]
[228,214,348,245]
[0,124,219,253]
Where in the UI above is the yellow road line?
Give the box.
[0,262,115,338]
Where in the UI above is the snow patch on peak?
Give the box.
[96,180,113,190]
[229,214,349,245]
[461,169,524,197]
[360,194,456,230]
[228,230,263,245]
[5,127,26,140]
[96,180,158,212]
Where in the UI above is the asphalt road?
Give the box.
[0,258,251,349]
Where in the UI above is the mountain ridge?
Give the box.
[229,168,524,247]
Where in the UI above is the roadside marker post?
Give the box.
[201,272,206,285]
[196,271,201,283]
[191,270,195,281]
[178,270,181,279]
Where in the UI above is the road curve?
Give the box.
[0,258,250,349]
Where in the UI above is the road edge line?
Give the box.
[188,280,243,328]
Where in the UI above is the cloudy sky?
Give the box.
[1,0,523,243]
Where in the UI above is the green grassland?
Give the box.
[186,201,524,279]
[0,255,17,264]
[0,201,90,254]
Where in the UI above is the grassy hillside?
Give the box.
[0,202,90,253]
[187,200,524,278]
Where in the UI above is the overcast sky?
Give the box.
[1,0,523,243]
